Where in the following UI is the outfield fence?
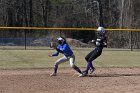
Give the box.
[0,27,140,50]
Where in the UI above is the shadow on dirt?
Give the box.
[88,73,140,77]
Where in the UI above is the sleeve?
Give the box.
[56,46,63,53]
[51,46,60,56]
[101,36,107,47]
[59,44,67,51]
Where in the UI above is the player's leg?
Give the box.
[69,55,82,74]
[85,49,94,61]
[84,50,96,73]
[50,56,68,76]
[86,51,101,73]
[88,62,96,74]
[79,50,101,77]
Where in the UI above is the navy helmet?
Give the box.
[57,37,66,44]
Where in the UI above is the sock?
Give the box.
[73,65,82,74]
[54,65,58,74]
[90,62,94,70]
[85,62,92,74]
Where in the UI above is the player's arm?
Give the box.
[99,36,107,47]
[48,46,60,57]
[48,51,59,57]
[52,51,59,56]
[103,36,107,47]
[56,48,63,53]
[50,45,65,57]
[103,42,107,47]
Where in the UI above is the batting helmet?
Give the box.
[57,37,66,44]
[97,27,106,35]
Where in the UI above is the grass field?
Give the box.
[0,48,140,93]
[0,48,140,69]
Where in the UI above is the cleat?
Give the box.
[78,72,88,77]
[50,73,57,76]
[73,73,80,76]
[82,70,86,74]
[89,68,96,74]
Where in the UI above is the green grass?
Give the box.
[0,49,140,69]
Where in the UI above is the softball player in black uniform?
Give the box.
[79,27,107,77]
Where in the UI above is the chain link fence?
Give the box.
[0,29,139,50]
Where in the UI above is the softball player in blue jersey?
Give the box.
[48,37,82,76]
[79,27,107,77]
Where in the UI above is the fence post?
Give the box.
[24,30,27,50]
[60,30,62,37]
[130,31,133,51]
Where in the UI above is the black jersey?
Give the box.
[95,36,107,48]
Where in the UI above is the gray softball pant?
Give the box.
[55,55,75,67]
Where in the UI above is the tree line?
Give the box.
[0,0,139,48]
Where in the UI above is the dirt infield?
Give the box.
[0,68,140,93]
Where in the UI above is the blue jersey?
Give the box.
[52,43,73,57]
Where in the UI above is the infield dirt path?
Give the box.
[0,68,140,93]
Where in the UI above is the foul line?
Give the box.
[0,27,139,31]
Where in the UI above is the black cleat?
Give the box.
[78,71,88,77]
[89,67,96,74]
